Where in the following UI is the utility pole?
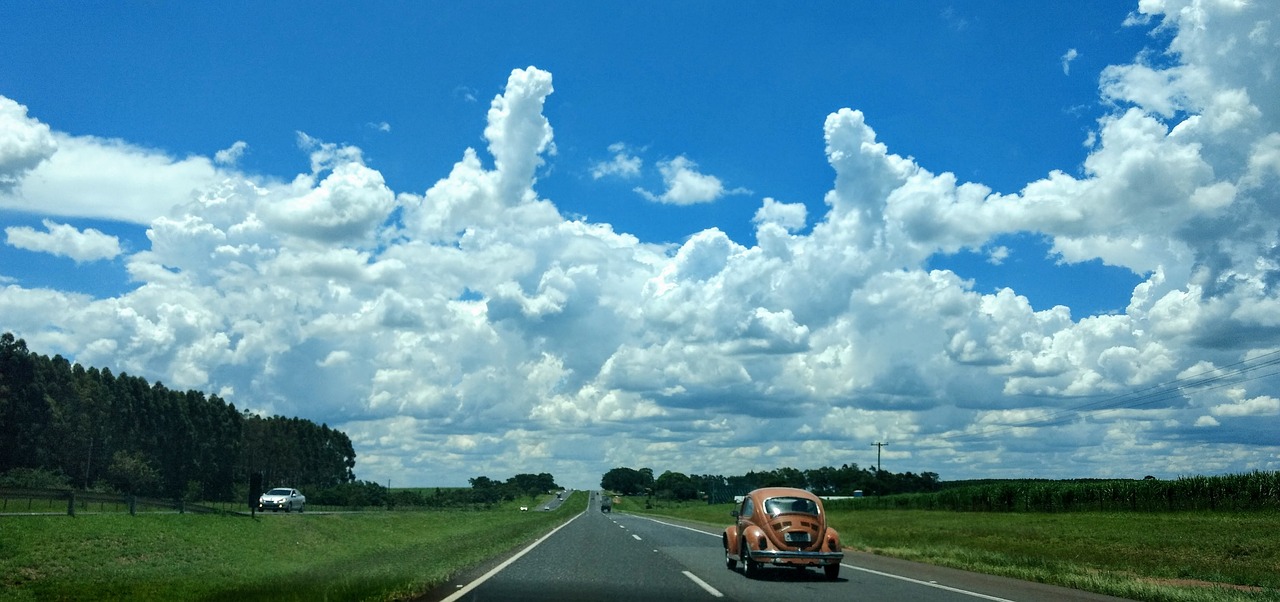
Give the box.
[871,442,887,472]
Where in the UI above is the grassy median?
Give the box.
[626,498,1280,602]
[0,494,584,601]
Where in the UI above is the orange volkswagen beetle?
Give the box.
[723,487,843,579]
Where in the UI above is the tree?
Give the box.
[507,473,558,497]
[106,450,161,496]
[0,467,71,489]
[0,332,357,502]
[654,471,698,500]
[601,467,654,495]
[601,462,943,500]
[0,334,48,472]
[468,475,504,504]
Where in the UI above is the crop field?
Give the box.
[0,492,585,601]
[839,472,1280,513]
[628,495,1280,602]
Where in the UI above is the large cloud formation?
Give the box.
[2,0,1278,486]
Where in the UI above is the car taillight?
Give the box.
[757,534,767,549]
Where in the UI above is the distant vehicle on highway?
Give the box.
[258,487,306,513]
[600,496,612,513]
[723,487,842,579]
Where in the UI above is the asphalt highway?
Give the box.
[423,491,1131,602]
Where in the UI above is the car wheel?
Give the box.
[724,545,737,571]
[824,563,840,580]
[285,503,292,513]
[740,538,758,578]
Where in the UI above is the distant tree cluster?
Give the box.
[602,464,941,501]
[466,473,560,504]
[600,467,654,496]
[307,473,561,509]
[308,480,391,507]
[0,333,356,501]
[744,464,941,497]
[304,473,560,510]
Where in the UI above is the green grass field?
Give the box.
[7,491,1277,602]
[626,497,1280,602]
[0,493,584,601]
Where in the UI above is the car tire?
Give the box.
[740,538,758,578]
[824,563,840,580]
[724,545,737,571]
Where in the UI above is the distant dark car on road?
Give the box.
[723,487,842,579]
[601,496,612,513]
[258,487,306,512]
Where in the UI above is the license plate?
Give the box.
[785,532,811,543]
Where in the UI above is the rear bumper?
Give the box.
[746,549,843,566]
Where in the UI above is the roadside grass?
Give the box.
[629,499,1280,602]
[0,492,585,601]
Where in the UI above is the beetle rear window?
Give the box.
[763,497,817,516]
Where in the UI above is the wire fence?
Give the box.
[0,488,442,516]
[0,487,246,516]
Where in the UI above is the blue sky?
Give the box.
[2,2,1278,487]
[4,3,1148,308]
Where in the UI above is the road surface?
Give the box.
[421,491,1130,602]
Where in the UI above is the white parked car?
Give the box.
[258,487,306,512]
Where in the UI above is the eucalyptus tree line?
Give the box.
[0,333,355,500]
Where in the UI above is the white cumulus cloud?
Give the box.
[0,96,56,190]
[0,130,226,224]
[214,141,248,166]
[635,155,749,205]
[1062,48,1079,75]
[590,142,643,180]
[5,219,122,263]
[1,3,1279,486]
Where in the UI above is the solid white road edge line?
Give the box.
[441,511,584,602]
[844,563,1013,602]
[629,514,1016,602]
[682,570,725,598]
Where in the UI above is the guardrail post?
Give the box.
[67,490,76,517]
[129,495,137,516]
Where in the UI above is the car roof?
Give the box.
[748,487,820,501]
